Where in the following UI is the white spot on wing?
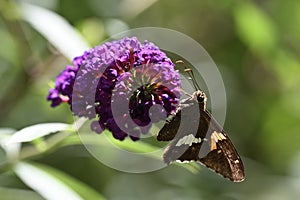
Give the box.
[175,134,202,146]
[234,160,240,164]
[175,137,185,146]
[176,160,191,163]
[185,134,194,146]
[192,137,201,144]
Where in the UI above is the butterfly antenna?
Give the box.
[176,60,201,91]
[180,88,193,98]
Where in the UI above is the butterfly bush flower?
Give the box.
[47,37,181,140]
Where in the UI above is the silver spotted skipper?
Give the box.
[157,61,245,182]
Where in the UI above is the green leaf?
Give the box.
[0,127,20,161]
[14,162,106,200]
[69,131,200,174]
[64,132,159,155]
[0,128,16,135]
[59,119,200,174]
[18,2,90,60]
[0,186,44,200]
[6,123,72,144]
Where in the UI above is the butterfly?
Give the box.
[157,61,245,182]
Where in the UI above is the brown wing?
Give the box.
[156,110,181,141]
[158,99,245,182]
[199,132,245,182]
[158,101,203,163]
[200,110,245,182]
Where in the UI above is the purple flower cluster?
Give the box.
[47,37,181,140]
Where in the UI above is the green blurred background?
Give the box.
[1,0,300,199]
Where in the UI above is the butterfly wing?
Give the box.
[199,131,245,182]
[157,110,181,142]
[199,110,245,182]
[158,100,204,163]
[158,100,245,182]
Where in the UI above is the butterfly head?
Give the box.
[194,90,207,104]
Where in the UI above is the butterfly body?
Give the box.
[158,90,245,182]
